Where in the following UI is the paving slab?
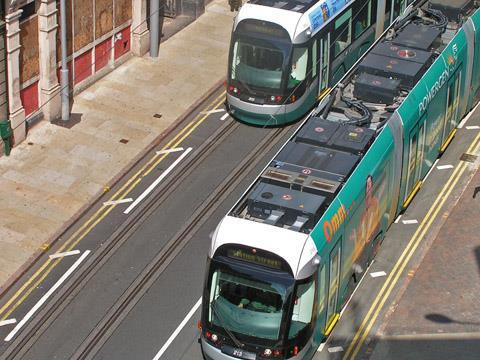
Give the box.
[370,166,480,359]
[0,0,234,294]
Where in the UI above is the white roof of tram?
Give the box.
[235,4,305,41]
[210,216,318,279]
[235,1,353,42]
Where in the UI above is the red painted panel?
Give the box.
[95,39,111,72]
[74,50,92,85]
[20,81,39,117]
[114,26,131,60]
[57,61,74,87]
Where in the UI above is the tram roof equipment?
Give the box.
[430,0,474,21]
[230,3,458,236]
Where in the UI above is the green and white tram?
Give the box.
[225,0,414,126]
[202,0,480,359]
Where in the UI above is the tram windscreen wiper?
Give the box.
[210,301,244,349]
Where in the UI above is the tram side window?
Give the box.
[289,47,308,88]
[354,0,372,39]
[334,9,352,56]
[288,278,315,339]
[385,0,392,26]
[311,40,318,78]
[318,265,326,315]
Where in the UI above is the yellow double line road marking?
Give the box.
[344,131,480,360]
[0,91,226,321]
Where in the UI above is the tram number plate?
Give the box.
[221,345,256,360]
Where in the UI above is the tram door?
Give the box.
[325,241,341,334]
[319,33,330,97]
[404,119,426,204]
[442,71,462,147]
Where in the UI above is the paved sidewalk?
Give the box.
[0,0,234,294]
[371,165,480,359]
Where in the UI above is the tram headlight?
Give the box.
[260,348,282,358]
[268,95,283,104]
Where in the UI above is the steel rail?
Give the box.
[2,118,293,360]
[0,115,240,359]
[70,125,290,360]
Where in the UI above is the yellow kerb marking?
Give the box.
[440,129,458,153]
[344,132,480,360]
[325,313,340,336]
[0,91,226,320]
[403,180,423,208]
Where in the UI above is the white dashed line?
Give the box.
[49,250,81,259]
[152,297,202,360]
[437,164,454,170]
[394,214,402,224]
[402,219,419,225]
[220,113,230,121]
[124,148,193,214]
[201,109,225,115]
[370,271,387,278]
[156,147,184,155]
[328,346,344,353]
[424,159,440,181]
[5,250,91,342]
[0,319,16,327]
[465,125,480,130]
[458,102,480,128]
[103,198,133,206]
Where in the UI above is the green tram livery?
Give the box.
[225,0,416,126]
[201,1,480,359]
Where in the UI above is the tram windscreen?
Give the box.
[207,259,294,341]
[230,21,291,91]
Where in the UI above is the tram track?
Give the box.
[1,117,293,359]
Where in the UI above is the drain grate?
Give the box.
[460,153,478,163]
[119,138,129,144]
[153,113,162,118]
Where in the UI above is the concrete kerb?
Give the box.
[0,77,226,299]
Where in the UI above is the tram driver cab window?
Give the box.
[288,277,315,340]
[289,47,308,88]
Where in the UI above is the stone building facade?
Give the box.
[2,0,205,150]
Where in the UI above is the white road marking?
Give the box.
[328,346,344,353]
[370,271,387,278]
[124,147,193,214]
[220,113,230,121]
[103,198,133,206]
[402,219,419,225]
[466,125,480,130]
[152,297,202,360]
[458,102,480,128]
[156,147,184,155]
[201,109,225,115]
[394,214,402,224]
[437,165,454,170]
[49,250,81,259]
[4,250,91,342]
[0,319,16,327]
[424,159,440,182]
[317,342,326,352]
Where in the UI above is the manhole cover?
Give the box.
[460,153,478,163]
